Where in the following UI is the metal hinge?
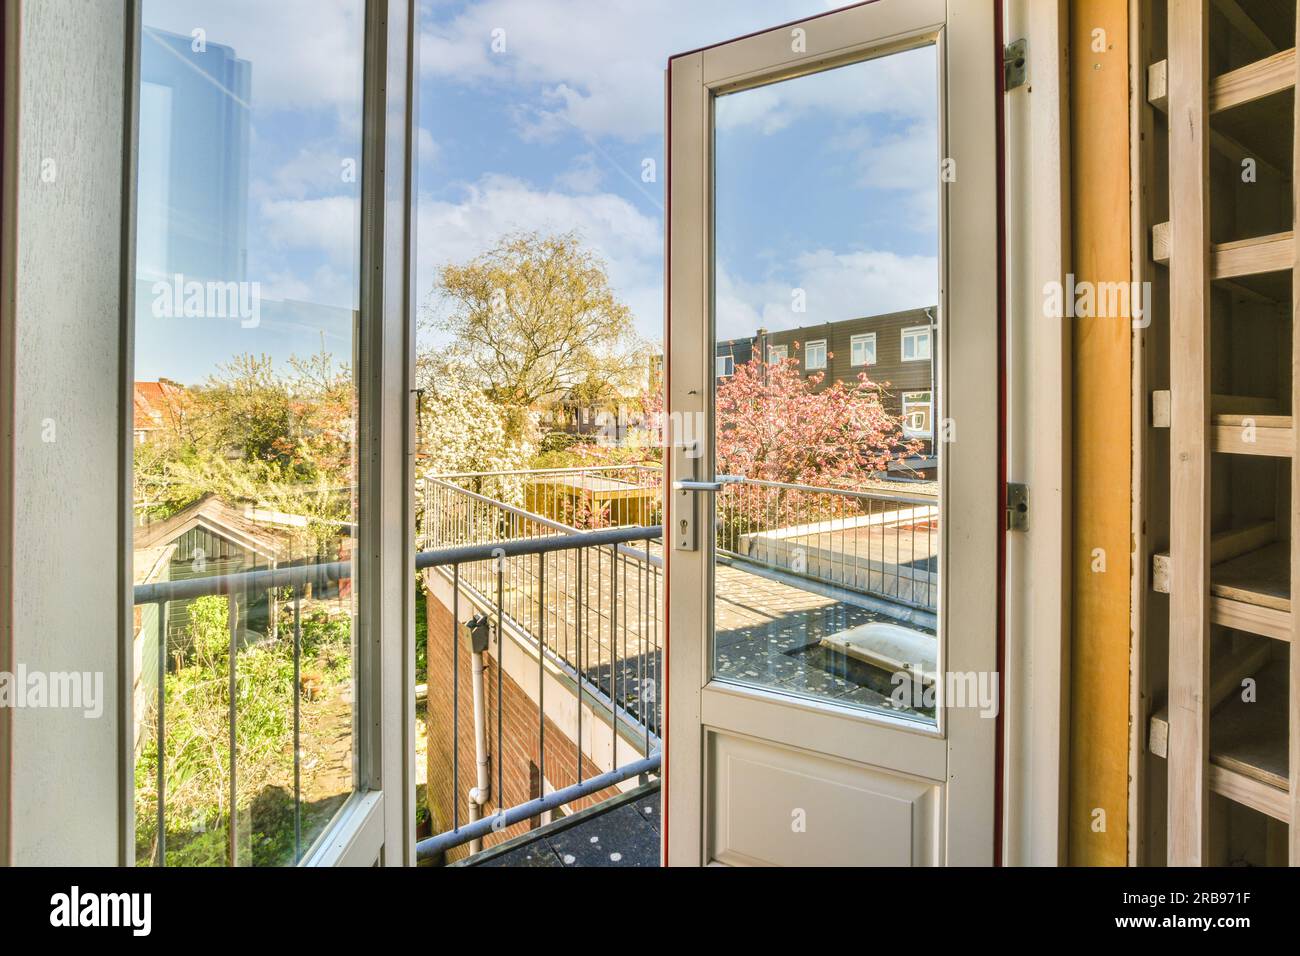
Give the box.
[1003,38,1028,91]
[1006,482,1029,532]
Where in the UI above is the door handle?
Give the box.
[671,475,744,492]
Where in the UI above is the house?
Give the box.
[132,379,189,444]
[716,308,938,474]
[133,494,293,655]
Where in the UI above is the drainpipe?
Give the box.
[465,614,492,853]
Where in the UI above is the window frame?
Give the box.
[804,339,827,371]
[767,344,788,364]
[716,354,735,377]
[901,325,932,362]
[850,332,877,367]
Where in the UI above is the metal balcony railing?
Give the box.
[424,463,937,612]
[133,524,662,867]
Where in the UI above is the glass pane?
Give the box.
[131,0,365,865]
[711,45,940,724]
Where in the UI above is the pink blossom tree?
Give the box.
[713,352,918,538]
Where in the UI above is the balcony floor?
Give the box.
[461,781,661,868]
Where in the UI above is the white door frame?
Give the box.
[664,0,1000,866]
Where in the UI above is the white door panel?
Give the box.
[707,731,941,867]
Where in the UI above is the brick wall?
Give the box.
[423,576,622,864]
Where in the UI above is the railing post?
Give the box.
[537,553,546,789]
[576,549,583,784]
[156,599,167,867]
[496,562,504,817]
[227,586,238,868]
[292,585,302,862]
[609,544,618,772]
[452,564,460,837]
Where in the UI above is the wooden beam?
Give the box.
[1166,0,1211,867]
[1152,222,1294,279]
[1214,232,1294,279]
[1289,8,1300,866]
[1148,638,1273,757]
[1210,414,1294,456]
[1151,519,1277,593]
[1209,765,1289,821]
[1210,47,1296,114]
[1212,596,1291,641]
[1148,59,1289,181]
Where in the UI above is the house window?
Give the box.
[901,326,932,362]
[902,391,933,438]
[716,355,734,377]
[850,333,876,366]
[767,344,788,364]
[805,340,827,370]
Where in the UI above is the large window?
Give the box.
[804,339,827,370]
[131,0,366,867]
[717,354,735,377]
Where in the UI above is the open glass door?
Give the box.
[665,0,999,866]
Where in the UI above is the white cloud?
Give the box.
[260,196,361,269]
[715,249,938,341]
[418,0,888,142]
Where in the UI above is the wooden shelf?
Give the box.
[1151,49,1298,114]
[1149,658,1289,822]
[1211,413,1294,457]
[1152,533,1291,641]
[1147,54,1295,180]
[1210,47,1297,113]
[1152,222,1294,280]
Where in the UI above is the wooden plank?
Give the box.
[1166,0,1211,866]
[1152,389,1171,428]
[1148,639,1274,758]
[1152,519,1277,594]
[1152,223,1294,279]
[1208,765,1290,821]
[1209,47,1296,113]
[1212,596,1291,641]
[1214,231,1294,279]
[1212,541,1290,611]
[1289,8,1300,865]
[1213,659,1289,791]
[1148,60,1288,180]
[1210,414,1294,456]
[1148,58,1168,110]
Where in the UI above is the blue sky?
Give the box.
[133,0,937,383]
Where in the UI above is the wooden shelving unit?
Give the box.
[1144,0,1299,865]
